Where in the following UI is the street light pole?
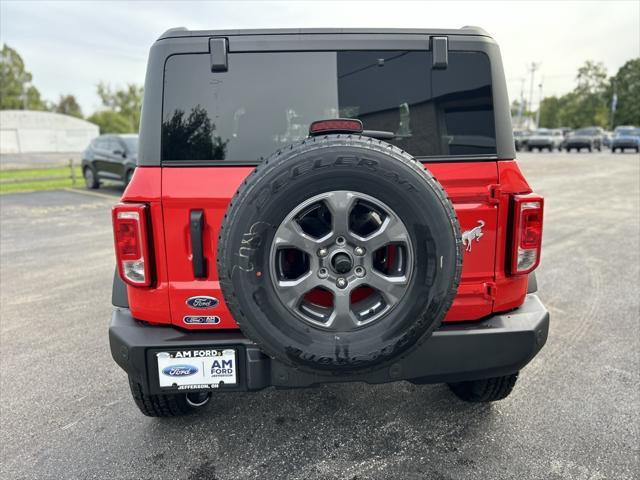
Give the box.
[535,80,543,128]
[528,62,539,129]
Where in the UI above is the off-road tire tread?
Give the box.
[448,372,519,402]
[217,135,463,373]
[128,377,193,417]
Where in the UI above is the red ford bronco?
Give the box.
[109,27,549,417]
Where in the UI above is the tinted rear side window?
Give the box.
[162,50,495,162]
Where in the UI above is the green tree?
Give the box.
[573,61,609,127]
[538,96,565,128]
[611,58,640,127]
[87,110,132,134]
[576,60,608,94]
[510,99,531,121]
[96,82,143,132]
[0,44,46,110]
[544,61,611,129]
[53,94,83,118]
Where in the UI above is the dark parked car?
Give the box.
[81,134,138,189]
[611,127,640,153]
[565,127,604,152]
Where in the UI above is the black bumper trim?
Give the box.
[109,295,549,393]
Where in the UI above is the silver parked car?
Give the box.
[527,128,565,151]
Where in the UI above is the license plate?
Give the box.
[156,348,237,390]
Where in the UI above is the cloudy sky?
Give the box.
[1,0,639,115]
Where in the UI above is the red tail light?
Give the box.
[112,203,152,286]
[510,194,544,275]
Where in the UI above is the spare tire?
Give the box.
[217,135,462,374]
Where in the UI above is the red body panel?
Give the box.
[120,160,536,329]
[426,162,499,321]
[160,167,253,329]
[120,168,171,324]
[493,161,533,312]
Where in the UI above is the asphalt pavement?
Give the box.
[1,151,639,480]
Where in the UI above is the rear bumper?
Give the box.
[566,141,593,148]
[109,295,549,394]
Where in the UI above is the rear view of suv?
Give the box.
[109,27,549,417]
[527,128,564,151]
[565,127,604,152]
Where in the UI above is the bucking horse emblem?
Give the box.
[462,220,485,252]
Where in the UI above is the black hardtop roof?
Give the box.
[138,24,515,166]
[158,26,491,41]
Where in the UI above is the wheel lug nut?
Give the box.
[318,248,328,258]
[354,246,365,256]
[336,236,346,246]
[354,266,365,278]
[318,268,328,279]
[336,277,347,289]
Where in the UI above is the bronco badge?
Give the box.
[462,220,485,252]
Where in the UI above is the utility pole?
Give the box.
[527,62,539,129]
[535,79,543,128]
[516,77,525,129]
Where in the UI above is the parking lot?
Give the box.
[0,151,638,480]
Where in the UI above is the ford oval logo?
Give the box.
[162,364,198,377]
[186,296,219,309]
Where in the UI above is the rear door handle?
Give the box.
[190,210,206,278]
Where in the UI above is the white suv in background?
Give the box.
[527,128,565,151]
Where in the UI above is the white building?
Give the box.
[0,110,99,155]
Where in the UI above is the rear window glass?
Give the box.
[162,50,495,162]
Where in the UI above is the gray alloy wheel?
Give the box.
[84,167,98,189]
[269,190,413,331]
[217,135,462,373]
